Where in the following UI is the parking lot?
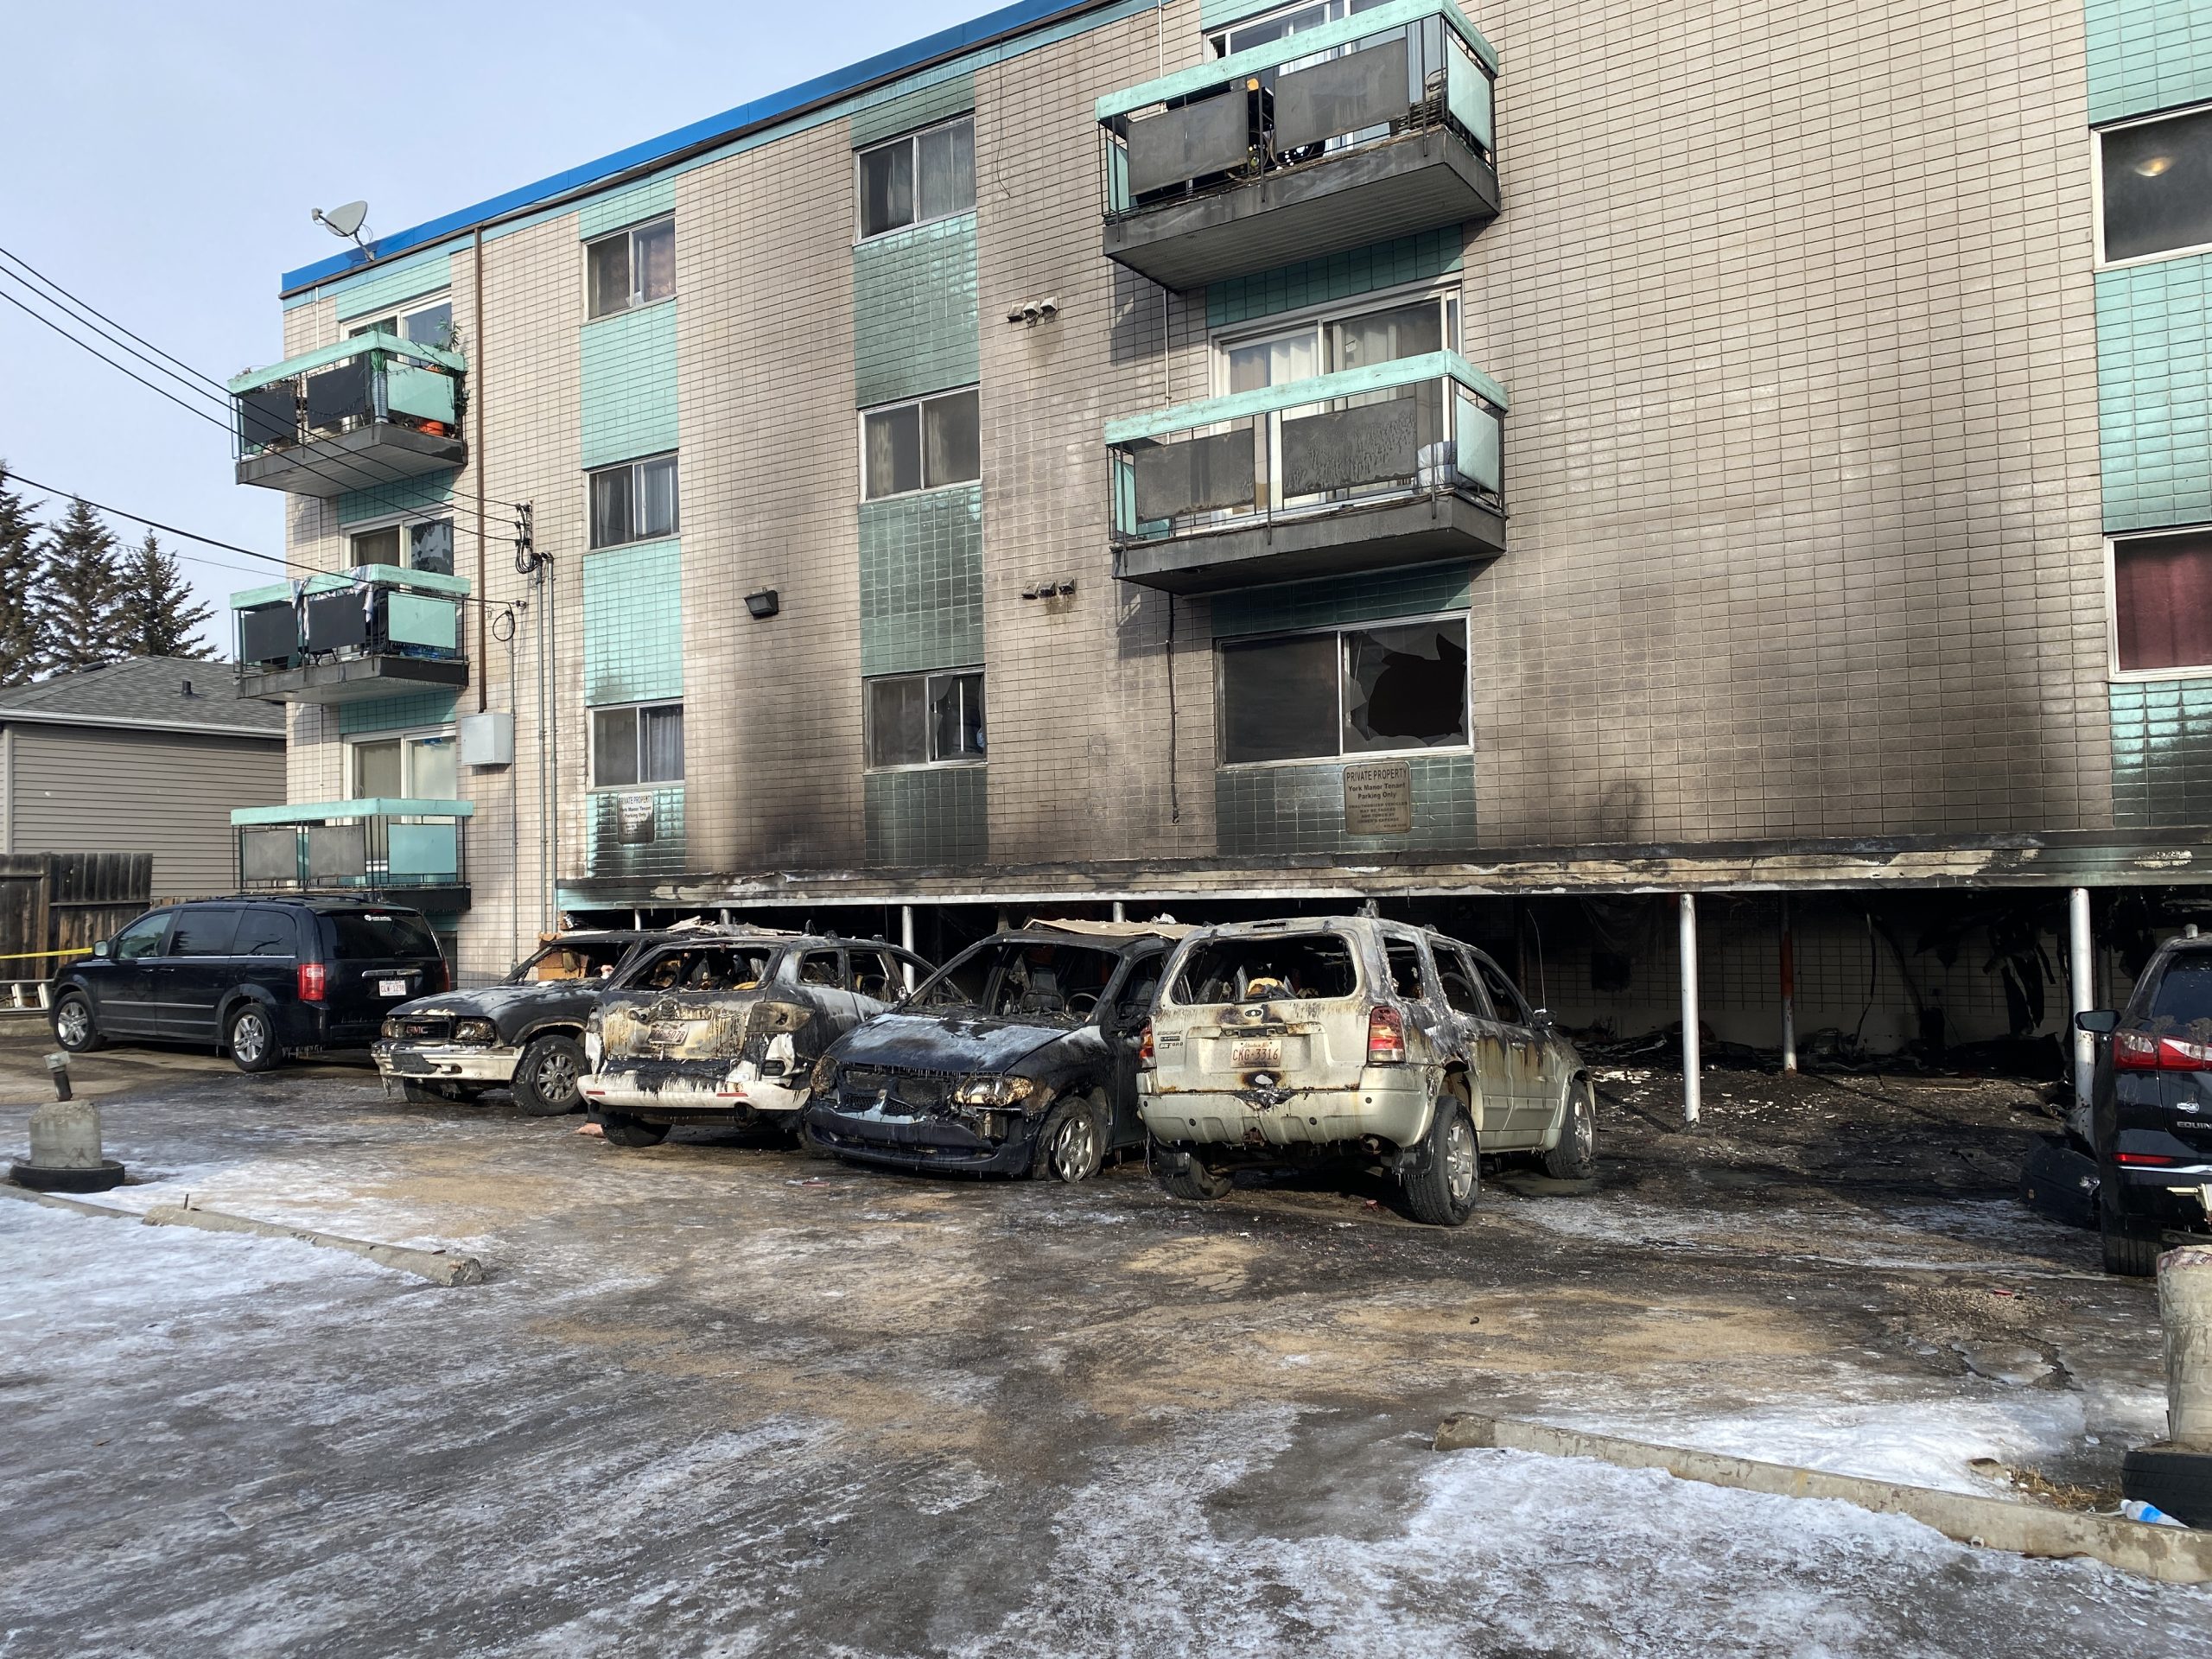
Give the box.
[3,1021,2207,1656]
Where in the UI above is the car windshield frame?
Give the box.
[614,940,785,995]
[901,936,1130,1027]
[505,938,638,985]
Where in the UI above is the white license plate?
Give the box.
[378,978,407,997]
[649,1022,690,1046]
[1230,1039,1282,1070]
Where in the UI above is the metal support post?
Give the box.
[900,905,917,991]
[1779,895,1797,1075]
[1680,893,1702,1125]
[2070,887,2094,1111]
[1112,900,1126,923]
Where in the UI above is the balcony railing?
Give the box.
[231,798,473,904]
[1106,350,1505,593]
[1096,0,1498,289]
[231,564,471,704]
[228,328,467,496]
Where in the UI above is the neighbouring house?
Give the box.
[0,657,283,901]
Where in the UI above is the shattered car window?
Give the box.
[516,940,631,982]
[910,941,1122,1023]
[2142,953,2212,1033]
[626,945,777,993]
[1173,934,1360,1005]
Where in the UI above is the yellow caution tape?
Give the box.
[0,947,92,963]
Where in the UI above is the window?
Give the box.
[1471,952,1529,1023]
[1171,933,1360,1005]
[168,907,241,957]
[1218,617,1467,765]
[348,517,454,576]
[233,910,298,959]
[586,216,676,318]
[1385,939,1427,1001]
[628,944,776,992]
[588,454,679,549]
[1435,945,1485,1015]
[862,388,980,499]
[866,670,985,768]
[2101,107,2212,264]
[1109,951,1166,1028]
[849,948,907,1000]
[592,701,684,788]
[520,940,631,982]
[857,117,975,240]
[798,951,844,988]
[1207,0,1390,57]
[352,731,457,799]
[111,911,170,962]
[324,911,442,962]
[347,293,456,350]
[2113,532,2212,674]
[1218,292,1456,393]
[910,940,1120,1022]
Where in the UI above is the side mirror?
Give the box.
[1530,1007,1553,1028]
[2075,1009,2120,1035]
[91,940,110,959]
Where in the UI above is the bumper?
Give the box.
[2108,1165,2212,1230]
[1141,1075,1433,1151]
[373,1040,521,1087]
[582,1061,806,1123]
[804,1097,1039,1175]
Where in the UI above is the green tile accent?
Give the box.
[850,71,975,149]
[1211,562,1474,637]
[2097,256,2212,533]
[337,474,456,528]
[2112,679,2212,826]
[2087,0,2212,123]
[1206,229,1466,329]
[865,766,988,866]
[332,249,454,321]
[581,301,679,468]
[577,177,675,240]
[586,785,688,878]
[339,691,460,735]
[1217,753,1477,856]
[858,486,983,676]
[1199,0,1289,28]
[582,539,684,706]
[854,214,978,407]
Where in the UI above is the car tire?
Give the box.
[1153,1140,1232,1201]
[1034,1096,1105,1184]
[1542,1077,1599,1181]
[512,1033,587,1117]
[2122,1443,2212,1528]
[1403,1092,1480,1227]
[597,1111,669,1148]
[51,990,106,1053]
[793,1111,834,1159]
[226,1004,281,1073]
[2100,1193,2163,1277]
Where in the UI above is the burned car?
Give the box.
[801,920,1190,1181]
[582,931,933,1147]
[1139,916,1594,1226]
[372,929,658,1114]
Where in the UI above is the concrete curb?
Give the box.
[1433,1412,2212,1585]
[0,1180,486,1287]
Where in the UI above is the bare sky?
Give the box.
[0,0,988,652]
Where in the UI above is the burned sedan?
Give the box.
[373,929,659,1115]
[582,931,933,1147]
[801,920,1188,1182]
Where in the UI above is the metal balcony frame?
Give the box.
[228,327,467,496]
[230,564,473,704]
[230,797,474,910]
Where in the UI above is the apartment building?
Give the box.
[223,0,2212,1057]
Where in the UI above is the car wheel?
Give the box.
[51,990,105,1053]
[1542,1077,1599,1180]
[512,1033,587,1117]
[226,1004,281,1073]
[792,1111,834,1159]
[2100,1188,2163,1277]
[1034,1097,1105,1184]
[597,1111,669,1148]
[1152,1139,1233,1202]
[399,1080,480,1105]
[1403,1092,1480,1227]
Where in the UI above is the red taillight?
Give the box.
[1137,1020,1154,1072]
[2115,1151,2185,1166]
[296,961,327,1003]
[2112,1030,2212,1071]
[1368,1005,1407,1065]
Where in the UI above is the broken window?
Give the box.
[627,945,775,993]
[1435,945,1485,1015]
[1172,933,1360,1004]
[1217,615,1467,765]
[863,388,980,499]
[519,940,632,982]
[592,701,683,788]
[1344,620,1467,753]
[2101,108,2212,264]
[587,216,676,319]
[2114,531,2212,672]
[911,941,1120,1023]
[1385,939,1427,1001]
[857,117,975,240]
[866,670,984,768]
[1471,952,1530,1022]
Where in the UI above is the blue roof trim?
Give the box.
[281,0,1116,294]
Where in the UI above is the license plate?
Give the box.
[1231,1039,1282,1070]
[649,1022,689,1046]
[378,979,406,997]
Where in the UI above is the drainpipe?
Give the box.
[1779,894,1797,1075]
[473,226,487,714]
[2069,887,2094,1111]
[1680,893,1701,1125]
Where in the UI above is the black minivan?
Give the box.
[50,897,447,1072]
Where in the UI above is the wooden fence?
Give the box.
[0,853,154,998]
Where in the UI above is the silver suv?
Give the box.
[1138,916,1595,1225]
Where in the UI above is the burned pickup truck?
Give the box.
[582,930,933,1147]
[801,919,1190,1181]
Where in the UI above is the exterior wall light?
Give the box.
[745,588,779,620]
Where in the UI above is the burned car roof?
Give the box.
[1006,918,1195,944]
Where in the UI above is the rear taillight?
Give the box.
[2114,1151,2186,1166]
[297,961,327,1003]
[429,958,448,994]
[1367,1005,1407,1065]
[2112,1030,2212,1071]
[1137,1020,1154,1072]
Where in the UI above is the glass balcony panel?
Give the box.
[1273,34,1408,151]
[1125,92,1252,197]
[307,824,369,883]
[305,359,373,431]
[1134,428,1257,522]
[229,330,467,495]
[303,588,370,652]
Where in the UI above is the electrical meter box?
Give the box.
[459,711,515,768]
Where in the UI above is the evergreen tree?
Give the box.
[0,465,38,686]
[33,497,126,675]
[116,531,215,659]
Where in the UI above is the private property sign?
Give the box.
[1343,760,1414,836]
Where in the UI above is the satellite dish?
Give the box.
[312,201,371,245]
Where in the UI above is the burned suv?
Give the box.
[802,921,1188,1181]
[373,930,661,1115]
[582,930,932,1147]
[1139,916,1594,1226]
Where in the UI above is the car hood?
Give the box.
[830,1011,1081,1076]
[386,982,587,1023]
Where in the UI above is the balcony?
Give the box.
[231,798,473,912]
[231,565,471,704]
[1096,0,1498,292]
[228,329,466,496]
[1106,349,1505,594]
